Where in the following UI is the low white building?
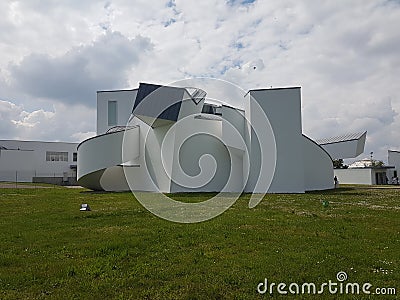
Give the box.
[0,140,78,184]
[334,158,394,185]
[334,166,393,185]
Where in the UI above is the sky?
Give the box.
[0,0,399,162]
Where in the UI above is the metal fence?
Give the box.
[0,170,77,187]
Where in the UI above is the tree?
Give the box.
[371,160,384,167]
[333,159,344,169]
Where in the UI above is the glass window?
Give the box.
[108,100,117,126]
[201,104,222,115]
[201,104,216,114]
[73,152,77,162]
[46,151,68,162]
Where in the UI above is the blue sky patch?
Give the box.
[226,0,256,6]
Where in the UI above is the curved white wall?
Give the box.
[77,127,139,190]
[303,135,334,191]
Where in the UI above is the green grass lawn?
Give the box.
[0,186,399,299]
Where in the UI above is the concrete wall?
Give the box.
[77,126,139,191]
[334,168,391,185]
[97,89,137,135]
[170,115,234,193]
[388,150,400,178]
[221,105,246,151]
[303,136,334,191]
[0,149,35,181]
[246,87,305,193]
[334,168,373,185]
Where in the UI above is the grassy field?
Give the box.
[0,185,399,299]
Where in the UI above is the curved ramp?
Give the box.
[77,126,139,191]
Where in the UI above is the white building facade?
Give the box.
[388,150,400,180]
[334,167,393,185]
[77,83,334,193]
[0,140,78,184]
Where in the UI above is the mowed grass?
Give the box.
[0,186,399,299]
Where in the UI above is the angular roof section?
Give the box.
[133,83,183,122]
[315,131,367,159]
[316,131,366,145]
[132,82,207,128]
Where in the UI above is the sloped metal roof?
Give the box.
[133,83,183,121]
[316,131,366,145]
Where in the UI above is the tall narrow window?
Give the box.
[73,152,77,162]
[108,101,117,126]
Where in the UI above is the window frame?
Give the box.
[46,151,68,162]
[108,100,118,126]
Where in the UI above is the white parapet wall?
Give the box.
[334,168,373,185]
[245,87,306,193]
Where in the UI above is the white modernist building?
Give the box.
[77,83,334,193]
[0,140,78,184]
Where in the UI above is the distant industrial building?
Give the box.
[0,140,78,185]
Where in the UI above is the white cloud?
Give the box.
[71,131,96,142]
[0,0,400,161]
[0,100,95,142]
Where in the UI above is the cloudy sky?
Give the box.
[0,0,399,162]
